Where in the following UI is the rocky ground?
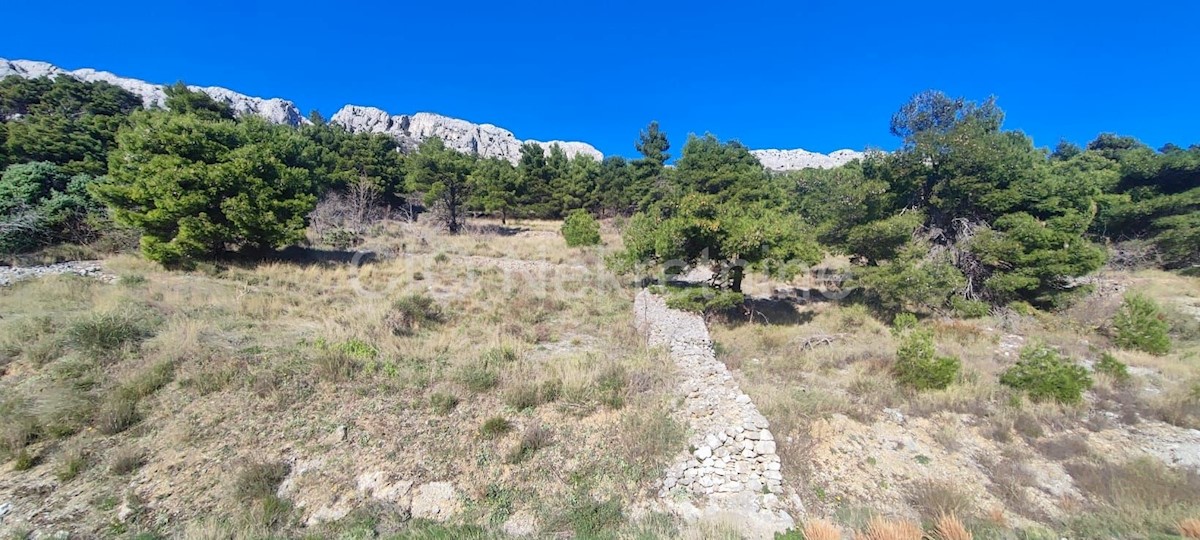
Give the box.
[0,261,115,286]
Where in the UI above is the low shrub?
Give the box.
[1000,344,1093,405]
[561,210,602,247]
[665,286,744,316]
[894,328,961,391]
[950,296,991,318]
[479,417,512,438]
[66,309,155,356]
[109,446,146,475]
[1112,293,1171,355]
[234,461,290,501]
[505,425,552,464]
[457,364,499,393]
[505,384,541,411]
[94,392,140,435]
[55,445,91,482]
[594,365,629,409]
[429,392,459,414]
[1094,351,1130,384]
[556,496,623,538]
[386,294,445,336]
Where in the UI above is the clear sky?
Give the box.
[2,1,1197,158]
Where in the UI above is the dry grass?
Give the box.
[803,518,844,540]
[854,516,923,540]
[931,513,972,540]
[1179,518,1200,539]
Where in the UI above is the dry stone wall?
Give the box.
[634,290,796,537]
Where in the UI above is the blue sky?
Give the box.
[3,1,1198,158]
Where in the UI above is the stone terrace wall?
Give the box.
[634,290,796,537]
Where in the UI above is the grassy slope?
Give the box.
[712,268,1200,539]
[0,220,692,539]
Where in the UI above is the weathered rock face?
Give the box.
[0,58,308,126]
[751,148,867,171]
[330,104,603,164]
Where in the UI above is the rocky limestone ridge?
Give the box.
[330,104,603,163]
[634,289,799,539]
[751,148,867,171]
[0,58,308,126]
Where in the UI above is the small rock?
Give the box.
[755,440,777,455]
[694,446,713,460]
[411,482,462,521]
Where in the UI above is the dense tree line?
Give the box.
[1,76,1195,310]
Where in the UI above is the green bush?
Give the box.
[665,286,744,316]
[1112,293,1171,355]
[893,327,961,391]
[561,209,602,247]
[66,309,155,355]
[950,296,991,318]
[386,294,445,336]
[429,392,459,414]
[1095,351,1130,384]
[1000,344,1093,404]
[479,417,512,438]
[891,312,919,336]
[457,364,499,393]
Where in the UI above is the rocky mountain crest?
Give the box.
[2,57,865,169]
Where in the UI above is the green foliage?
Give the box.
[92,107,319,265]
[854,241,965,313]
[457,363,499,393]
[833,91,1108,306]
[406,137,475,233]
[618,191,822,292]
[479,417,512,438]
[950,296,991,318]
[561,209,601,247]
[555,495,624,539]
[1000,344,1093,404]
[429,392,459,414]
[891,313,919,335]
[1095,352,1130,384]
[66,309,155,356]
[385,294,445,336]
[664,286,745,316]
[1112,293,1171,355]
[893,327,960,390]
[0,162,102,253]
[1,75,141,175]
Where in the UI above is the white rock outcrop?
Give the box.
[751,148,866,171]
[331,104,603,163]
[0,58,307,126]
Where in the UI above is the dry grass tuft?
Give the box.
[907,479,976,521]
[854,516,923,540]
[803,518,843,540]
[1179,518,1200,539]
[932,513,972,540]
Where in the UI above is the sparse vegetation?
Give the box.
[385,293,446,336]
